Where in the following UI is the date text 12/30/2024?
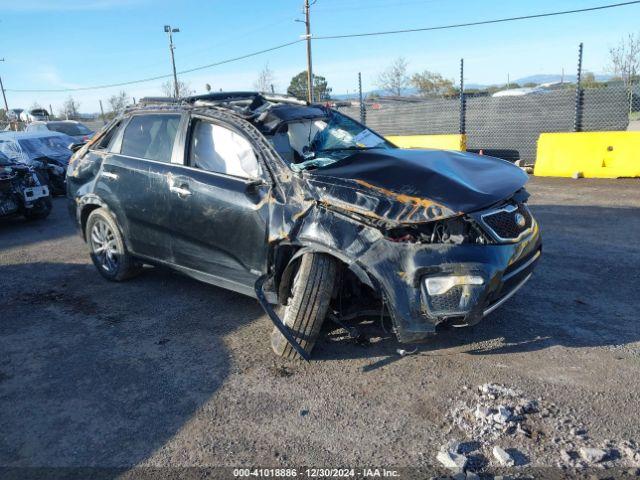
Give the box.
[233,468,400,477]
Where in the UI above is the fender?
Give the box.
[75,194,131,253]
[277,242,376,304]
[74,194,107,236]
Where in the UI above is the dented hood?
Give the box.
[306,149,528,220]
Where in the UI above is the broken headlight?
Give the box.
[386,216,491,245]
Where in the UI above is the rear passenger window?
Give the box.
[189,120,262,179]
[120,114,181,162]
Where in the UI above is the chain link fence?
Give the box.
[342,82,636,164]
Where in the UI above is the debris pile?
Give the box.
[446,383,539,441]
[437,383,640,475]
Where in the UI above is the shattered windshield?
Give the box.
[18,136,73,162]
[0,140,24,163]
[286,110,393,172]
[0,151,12,166]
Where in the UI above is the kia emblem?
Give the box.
[515,213,526,228]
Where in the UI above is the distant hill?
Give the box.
[331,73,615,99]
[514,73,612,85]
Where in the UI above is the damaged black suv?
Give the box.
[67,92,541,360]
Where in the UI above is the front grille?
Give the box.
[481,204,532,241]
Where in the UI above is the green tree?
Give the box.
[287,71,331,101]
[410,70,456,97]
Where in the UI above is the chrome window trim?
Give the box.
[111,152,266,185]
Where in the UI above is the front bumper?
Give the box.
[357,221,542,343]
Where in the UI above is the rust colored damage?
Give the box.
[353,179,458,222]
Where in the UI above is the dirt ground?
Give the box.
[1,177,639,479]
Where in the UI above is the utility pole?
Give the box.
[358,72,365,125]
[0,58,8,111]
[304,0,314,103]
[164,25,180,98]
[99,100,106,124]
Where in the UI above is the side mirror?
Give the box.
[68,142,85,153]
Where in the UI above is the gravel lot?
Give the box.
[1,177,640,478]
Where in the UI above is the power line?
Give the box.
[177,39,303,75]
[5,39,304,93]
[313,1,640,40]
[5,0,639,93]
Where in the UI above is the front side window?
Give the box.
[120,114,181,162]
[286,110,393,172]
[93,121,122,151]
[189,120,262,179]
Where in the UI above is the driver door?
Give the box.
[169,115,271,291]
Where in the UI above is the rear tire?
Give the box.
[271,253,338,360]
[86,207,142,281]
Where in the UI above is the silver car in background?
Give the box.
[26,120,95,143]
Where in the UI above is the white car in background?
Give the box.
[20,108,51,122]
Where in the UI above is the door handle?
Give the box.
[170,184,192,197]
[102,171,118,180]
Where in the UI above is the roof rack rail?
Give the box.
[138,96,179,105]
[185,91,260,103]
[185,91,307,106]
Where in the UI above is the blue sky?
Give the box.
[0,0,638,113]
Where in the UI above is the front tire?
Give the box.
[86,208,142,281]
[271,253,338,360]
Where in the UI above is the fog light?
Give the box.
[425,275,484,296]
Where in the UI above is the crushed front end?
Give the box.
[363,202,541,342]
[0,161,51,219]
[292,180,541,344]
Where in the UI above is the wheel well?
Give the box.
[80,204,101,240]
[273,245,377,305]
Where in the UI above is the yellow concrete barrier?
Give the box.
[386,134,466,151]
[534,131,640,178]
